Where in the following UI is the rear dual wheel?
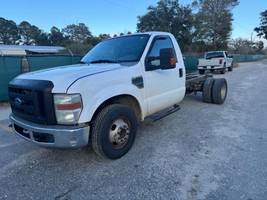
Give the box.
[202,78,215,103]
[220,63,226,74]
[212,78,227,104]
[228,62,233,71]
[199,69,205,74]
[202,78,227,104]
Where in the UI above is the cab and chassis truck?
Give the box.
[8,32,227,159]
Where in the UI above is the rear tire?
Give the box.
[199,69,205,74]
[220,63,226,74]
[91,104,137,159]
[202,78,215,103]
[228,62,233,71]
[212,78,227,104]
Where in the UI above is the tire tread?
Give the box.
[212,78,227,104]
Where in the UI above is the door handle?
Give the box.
[179,68,183,77]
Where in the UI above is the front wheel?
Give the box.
[91,104,137,159]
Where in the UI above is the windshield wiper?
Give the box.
[90,60,118,64]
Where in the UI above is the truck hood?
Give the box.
[16,63,124,92]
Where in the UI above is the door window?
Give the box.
[145,36,176,70]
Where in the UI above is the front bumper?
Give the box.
[10,114,90,148]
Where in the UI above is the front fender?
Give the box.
[68,80,146,124]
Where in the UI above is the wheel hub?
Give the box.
[109,119,130,147]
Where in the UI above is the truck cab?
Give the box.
[9,32,186,159]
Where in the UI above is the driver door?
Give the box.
[143,35,185,115]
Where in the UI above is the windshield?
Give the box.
[205,52,224,59]
[81,34,150,64]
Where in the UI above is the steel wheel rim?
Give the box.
[221,84,227,99]
[109,117,130,149]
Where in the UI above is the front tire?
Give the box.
[91,104,137,159]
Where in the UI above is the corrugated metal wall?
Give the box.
[0,54,267,102]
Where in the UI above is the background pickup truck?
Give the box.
[8,32,228,160]
[197,51,233,74]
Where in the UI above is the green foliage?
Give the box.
[193,0,239,50]
[63,44,93,56]
[49,26,67,46]
[253,41,264,53]
[137,0,239,52]
[62,23,92,44]
[137,0,195,52]
[228,38,251,54]
[0,17,100,55]
[0,17,20,44]
[228,38,265,54]
[254,10,267,40]
[18,21,51,45]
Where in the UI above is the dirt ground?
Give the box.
[0,102,11,121]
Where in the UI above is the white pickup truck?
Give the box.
[8,32,227,159]
[197,51,233,74]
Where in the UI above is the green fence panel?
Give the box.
[0,57,5,74]
[0,55,82,102]
[0,56,22,102]
[3,56,22,74]
[0,74,19,102]
[27,55,82,71]
[233,54,267,63]
[184,55,202,71]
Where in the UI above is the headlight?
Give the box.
[53,94,82,124]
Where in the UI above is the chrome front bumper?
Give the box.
[10,114,90,148]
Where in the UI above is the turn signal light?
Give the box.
[170,57,176,65]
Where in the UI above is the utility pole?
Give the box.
[250,32,253,54]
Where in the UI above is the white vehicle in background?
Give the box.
[197,51,233,74]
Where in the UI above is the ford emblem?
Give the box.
[15,98,22,106]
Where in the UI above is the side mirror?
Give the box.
[145,48,176,71]
[159,48,176,70]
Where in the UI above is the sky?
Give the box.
[1,0,266,43]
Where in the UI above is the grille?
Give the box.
[9,79,56,124]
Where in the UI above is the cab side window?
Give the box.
[145,36,176,71]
